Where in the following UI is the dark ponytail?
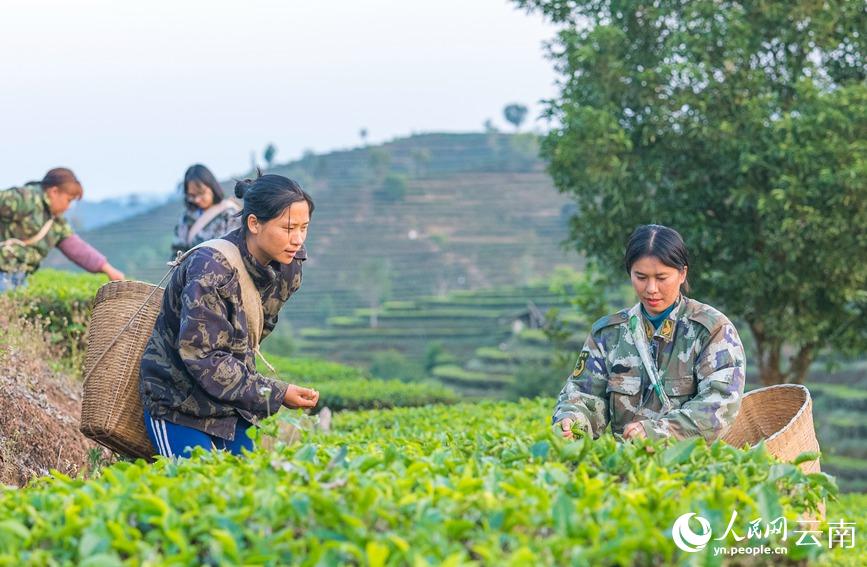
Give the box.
[624,224,690,293]
[235,172,314,233]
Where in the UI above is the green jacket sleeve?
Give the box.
[552,332,611,438]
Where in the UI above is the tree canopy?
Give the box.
[263,143,277,168]
[504,103,529,130]
[516,0,866,384]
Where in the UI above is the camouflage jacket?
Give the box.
[140,228,306,440]
[552,296,745,442]
[170,202,242,257]
[0,184,73,274]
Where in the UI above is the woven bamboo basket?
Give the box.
[722,384,825,518]
[722,384,821,473]
[80,280,162,460]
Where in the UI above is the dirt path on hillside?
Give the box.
[0,344,108,487]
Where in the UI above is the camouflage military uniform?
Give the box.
[0,184,73,275]
[170,204,242,257]
[140,228,306,441]
[552,296,745,442]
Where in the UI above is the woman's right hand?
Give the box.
[557,417,575,440]
[283,384,319,409]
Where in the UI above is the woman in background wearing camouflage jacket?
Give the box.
[170,164,241,257]
[552,224,745,442]
[0,167,124,291]
[140,173,319,458]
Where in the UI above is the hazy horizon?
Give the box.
[1,0,557,200]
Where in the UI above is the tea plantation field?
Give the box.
[2,399,862,566]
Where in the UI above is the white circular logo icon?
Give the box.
[672,513,712,553]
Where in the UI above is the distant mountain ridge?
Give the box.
[47,132,579,329]
[66,194,170,231]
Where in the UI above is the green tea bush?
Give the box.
[507,361,569,400]
[0,399,842,565]
[432,364,511,387]
[263,355,458,411]
[266,356,373,383]
[9,269,104,361]
[369,350,425,382]
[314,379,458,412]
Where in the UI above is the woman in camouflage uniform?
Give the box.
[170,164,241,257]
[0,168,124,290]
[140,173,319,458]
[553,225,745,442]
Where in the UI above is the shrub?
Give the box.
[314,379,458,412]
[260,355,456,411]
[432,364,512,388]
[9,269,104,364]
[508,361,568,401]
[369,350,425,382]
[263,355,372,383]
[0,399,839,564]
[376,173,408,202]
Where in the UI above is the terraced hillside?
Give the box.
[808,363,867,493]
[297,283,565,361]
[46,133,578,330]
[291,282,582,395]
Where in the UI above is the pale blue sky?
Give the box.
[1,0,557,199]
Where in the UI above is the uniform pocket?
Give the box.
[664,375,697,397]
[606,372,643,429]
[607,374,642,396]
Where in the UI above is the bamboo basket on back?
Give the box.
[80,280,162,460]
[723,384,821,473]
[722,383,825,517]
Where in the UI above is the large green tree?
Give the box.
[516,0,866,385]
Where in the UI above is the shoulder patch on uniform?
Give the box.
[685,299,728,332]
[572,351,589,377]
[591,310,629,335]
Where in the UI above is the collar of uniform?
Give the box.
[655,295,687,343]
[641,295,685,343]
[223,228,278,288]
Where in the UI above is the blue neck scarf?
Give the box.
[641,301,677,331]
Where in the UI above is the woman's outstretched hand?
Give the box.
[101,262,125,281]
[623,421,647,440]
[283,384,319,409]
[557,417,575,440]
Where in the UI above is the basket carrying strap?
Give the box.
[0,218,54,249]
[190,238,264,349]
[186,200,241,246]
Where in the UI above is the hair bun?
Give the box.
[234,178,254,199]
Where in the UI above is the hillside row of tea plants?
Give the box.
[2,399,861,566]
[19,269,867,494]
[294,281,578,375]
[263,355,458,411]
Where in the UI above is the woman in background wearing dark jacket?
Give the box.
[170,164,241,257]
[141,173,318,458]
